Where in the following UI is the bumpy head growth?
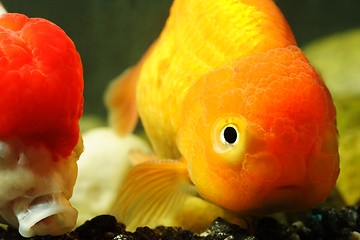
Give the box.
[0,13,83,160]
[178,46,339,213]
[0,13,84,237]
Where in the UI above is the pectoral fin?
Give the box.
[111,159,196,231]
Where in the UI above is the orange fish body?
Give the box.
[106,0,339,230]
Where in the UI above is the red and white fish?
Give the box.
[0,13,84,237]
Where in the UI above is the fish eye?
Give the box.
[212,116,246,155]
[220,124,239,147]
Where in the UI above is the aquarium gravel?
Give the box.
[1,206,360,240]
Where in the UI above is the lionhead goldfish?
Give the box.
[106,0,339,230]
[0,13,83,237]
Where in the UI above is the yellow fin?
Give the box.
[105,67,139,135]
[111,160,196,231]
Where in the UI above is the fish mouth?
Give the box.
[236,184,304,215]
[271,184,304,197]
[13,193,77,237]
[261,185,305,210]
[275,185,302,191]
[242,184,305,215]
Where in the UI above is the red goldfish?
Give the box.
[106,0,339,230]
[0,13,83,237]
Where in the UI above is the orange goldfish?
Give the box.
[106,0,339,230]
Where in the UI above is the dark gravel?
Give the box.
[1,206,360,240]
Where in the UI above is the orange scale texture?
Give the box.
[234,49,334,128]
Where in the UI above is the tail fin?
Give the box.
[105,67,140,135]
[105,40,158,135]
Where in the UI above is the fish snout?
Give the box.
[13,193,77,237]
[0,137,81,237]
[260,124,339,211]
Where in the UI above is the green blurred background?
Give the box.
[2,0,360,205]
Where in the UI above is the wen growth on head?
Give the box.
[0,13,84,237]
[106,0,339,231]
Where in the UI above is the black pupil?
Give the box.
[224,127,237,144]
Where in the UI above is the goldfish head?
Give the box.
[0,13,83,160]
[177,46,339,214]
